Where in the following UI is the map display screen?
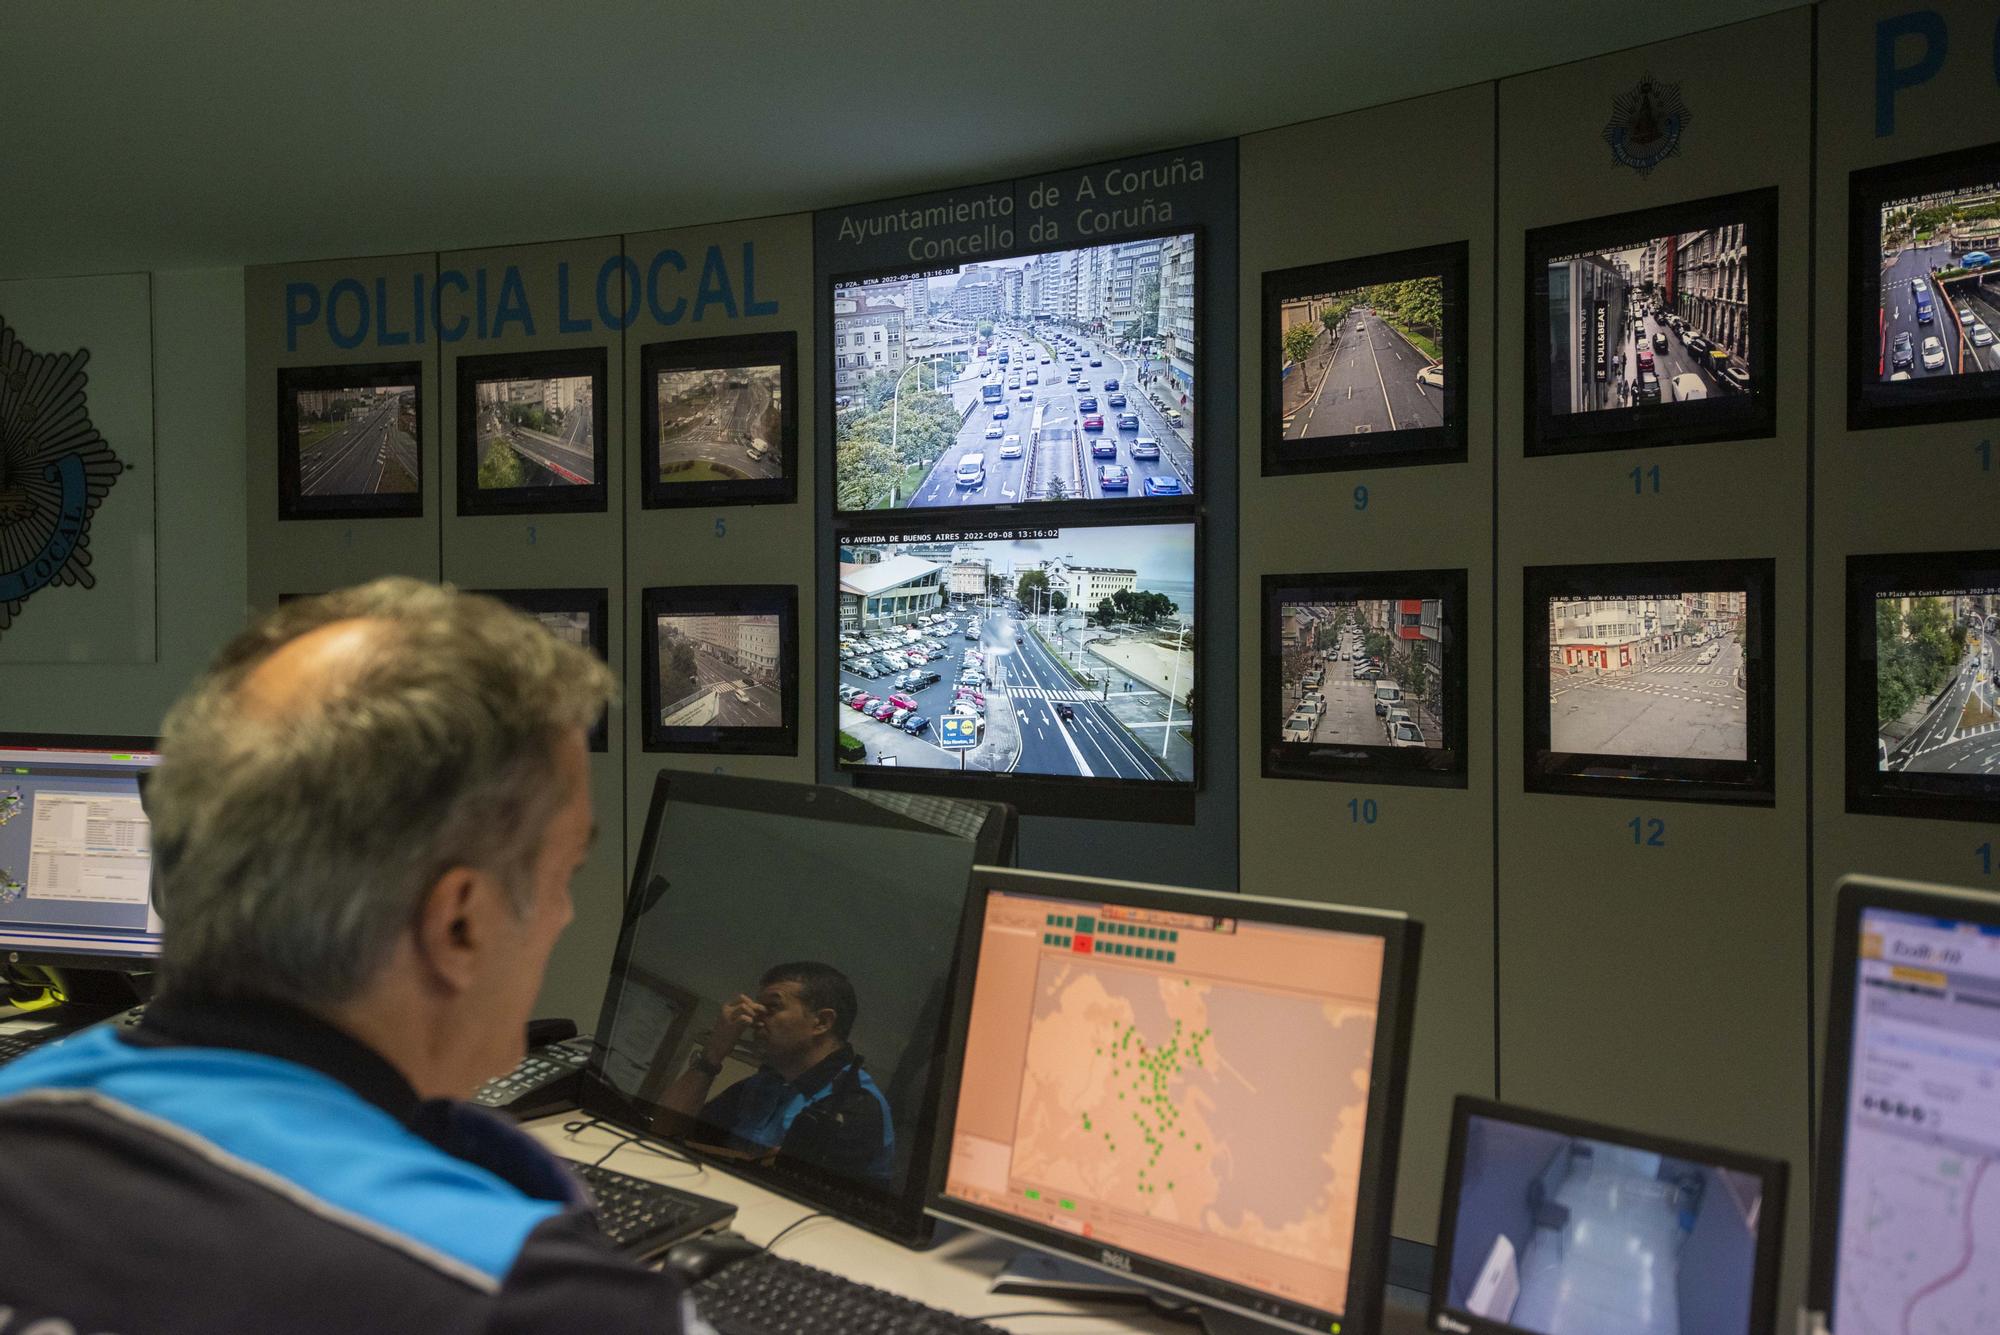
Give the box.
[940,887,1386,1317]
[1829,907,2000,1333]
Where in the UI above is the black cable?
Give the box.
[759,1210,828,1253]
[558,1116,701,1170]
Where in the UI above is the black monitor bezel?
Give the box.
[1844,548,2000,822]
[640,583,799,755]
[1260,239,1470,475]
[0,732,162,973]
[453,346,609,516]
[638,330,799,510]
[578,768,1009,1247]
[832,512,1201,824]
[1847,141,2000,432]
[824,224,1204,524]
[1433,1095,1788,1335]
[1807,875,2000,1320]
[1522,556,1777,805]
[1260,567,1470,788]
[925,866,1422,1335]
[469,586,612,753]
[1524,187,1778,458]
[275,361,425,521]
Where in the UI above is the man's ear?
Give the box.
[410,866,496,995]
[812,1008,838,1039]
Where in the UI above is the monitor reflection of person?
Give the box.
[657,962,895,1189]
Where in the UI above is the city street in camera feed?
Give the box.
[1546,223,1753,411]
[530,610,592,651]
[835,525,1194,781]
[472,375,594,488]
[1277,277,1444,438]
[833,234,1196,509]
[294,384,418,496]
[1875,177,2000,383]
[1547,592,1748,760]
[654,363,783,483]
[1278,599,1446,750]
[1875,590,2000,776]
[656,614,783,729]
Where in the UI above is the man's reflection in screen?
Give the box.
[658,962,895,1188]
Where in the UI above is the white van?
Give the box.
[1373,682,1403,716]
[1669,373,1706,402]
[955,453,986,488]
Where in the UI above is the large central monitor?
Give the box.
[1809,875,2000,1335]
[0,734,161,970]
[580,771,1013,1246]
[929,867,1420,1335]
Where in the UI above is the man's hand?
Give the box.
[703,993,766,1066]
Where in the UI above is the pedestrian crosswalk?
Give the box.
[1650,661,1726,675]
[1000,685,1098,704]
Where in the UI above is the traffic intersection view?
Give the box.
[293,384,418,497]
[835,525,1194,782]
[656,614,783,730]
[1547,592,1749,761]
[833,235,1197,509]
[470,374,594,488]
[1876,592,2000,778]
[1278,277,1443,439]
[1278,599,1445,751]
[653,362,783,483]
[1875,176,2000,384]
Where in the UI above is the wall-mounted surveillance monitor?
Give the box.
[1848,143,2000,431]
[834,519,1196,822]
[830,229,1198,513]
[640,331,798,509]
[1526,188,1777,456]
[276,362,422,520]
[1261,240,1468,475]
[1431,1097,1787,1335]
[1845,549,2000,822]
[641,585,798,755]
[472,587,611,752]
[1524,558,1775,804]
[453,348,607,516]
[1260,568,1469,788]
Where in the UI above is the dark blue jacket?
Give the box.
[0,997,707,1334]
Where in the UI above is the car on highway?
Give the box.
[1098,464,1130,490]
[1117,412,1140,430]
[1130,436,1160,460]
[1077,396,1099,413]
[1089,358,1102,366]
[984,424,1003,439]
[999,434,1023,458]
[1913,277,1931,295]
[1891,331,1915,370]
[1142,476,1184,496]
[1018,389,1033,401]
[1103,378,1119,391]
[733,688,750,704]
[1091,437,1117,458]
[1415,364,1444,389]
[1959,305,1976,325]
[955,453,987,488]
[1026,373,1038,384]
[1670,373,1706,401]
[1066,370,1080,383]
[1973,320,1996,347]
[1082,414,1105,431]
[992,405,1010,419]
[1922,335,1947,371]
[1055,703,1076,723]
[1281,713,1317,743]
[1107,393,1127,408]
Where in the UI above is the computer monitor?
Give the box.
[0,734,161,972]
[928,867,1421,1335]
[580,770,1014,1246]
[1807,874,2000,1335]
[1430,1097,1787,1335]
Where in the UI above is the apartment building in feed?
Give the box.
[1047,561,1138,610]
[948,560,991,599]
[1674,225,1749,362]
[660,615,781,680]
[832,293,906,393]
[1158,234,1196,395]
[839,553,945,632]
[1548,251,1629,412]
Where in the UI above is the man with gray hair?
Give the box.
[0,579,710,1333]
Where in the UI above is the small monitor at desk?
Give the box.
[928,867,1421,1335]
[0,734,161,970]
[1808,875,2000,1335]
[581,770,1013,1247]
[1431,1098,1786,1335]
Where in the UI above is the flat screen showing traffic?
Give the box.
[277,363,423,519]
[1546,588,1751,763]
[834,523,1194,786]
[641,585,798,756]
[640,331,798,508]
[831,233,1196,511]
[466,374,595,490]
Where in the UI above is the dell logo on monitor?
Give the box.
[1099,1249,1132,1273]
[1436,1316,1471,1334]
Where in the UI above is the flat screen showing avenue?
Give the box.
[655,614,785,732]
[1872,584,2000,780]
[1547,590,1750,762]
[1275,275,1444,440]
[653,361,783,485]
[1278,599,1446,751]
[468,373,595,489]
[291,381,418,498]
[835,524,1194,785]
[1873,175,2000,387]
[832,233,1197,510]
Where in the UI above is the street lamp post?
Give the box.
[1160,617,1191,760]
[886,357,933,506]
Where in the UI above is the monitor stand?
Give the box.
[989,1251,1296,1333]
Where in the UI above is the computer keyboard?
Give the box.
[571,1160,736,1257]
[0,1029,58,1065]
[693,1251,1008,1334]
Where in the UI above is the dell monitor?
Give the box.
[580,770,1013,1246]
[0,734,161,974]
[1808,874,2000,1335]
[1431,1097,1787,1335]
[929,867,1421,1334]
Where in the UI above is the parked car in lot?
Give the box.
[869,701,897,722]
[1098,463,1130,490]
[901,713,930,736]
[1142,476,1183,496]
[849,694,876,713]
[1282,713,1317,743]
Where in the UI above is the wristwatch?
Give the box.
[689,1052,725,1077]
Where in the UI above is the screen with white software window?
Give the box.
[0,740,160,962]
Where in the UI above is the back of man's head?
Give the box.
[145,579,616,1008]
[761,961,859,1042]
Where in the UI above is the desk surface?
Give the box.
[530,1116,1430,1335]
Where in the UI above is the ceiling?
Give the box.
[3,1,1798,279]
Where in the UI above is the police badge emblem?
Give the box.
[1603,75,1691,178]
[0,315,125,636]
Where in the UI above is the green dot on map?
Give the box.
[1179,1129,1186,1138]
[1167,1182,1174,1191]
[1118,1092,1124,1099]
